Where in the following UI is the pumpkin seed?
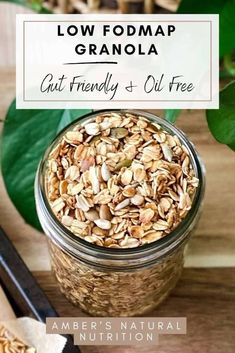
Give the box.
[110,127,128,139]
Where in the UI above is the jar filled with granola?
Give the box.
[35,110,205,317]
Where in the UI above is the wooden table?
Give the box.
[0,67,235,352]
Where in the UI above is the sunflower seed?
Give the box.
[131,194,144,206]
[115,199,130,211]
[94,219,112,230]
[101,162,111,181]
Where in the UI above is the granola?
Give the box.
[46,112,199,248]
[49,240,184,316]
[0,325,36,353]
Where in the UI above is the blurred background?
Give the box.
[0,0,180,67]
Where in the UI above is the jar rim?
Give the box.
[35,109,205,263]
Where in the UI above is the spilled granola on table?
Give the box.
[46,111,199,248]
[0,325,36,353]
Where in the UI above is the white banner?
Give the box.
[16,14,219,109]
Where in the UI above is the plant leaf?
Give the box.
[164,109,181,123]
[228,141,235,151]
[178,0,235,58]
[206,81,235,148]
[0,0,52,13]
[1,99,91,230]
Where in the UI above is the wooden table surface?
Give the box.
[0,64,235,352]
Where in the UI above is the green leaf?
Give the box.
[164,109,181,124]
[178,0,235,58]
[206,81,235,148]
[178,0,225,13]
[224,54,235,77]
[1,99,91,230]
[228,141,235,151]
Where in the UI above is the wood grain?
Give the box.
[34,268,235,352]
[0,4,32,67]
[0,285,16,321]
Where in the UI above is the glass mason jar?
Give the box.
[35,110,205,317]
